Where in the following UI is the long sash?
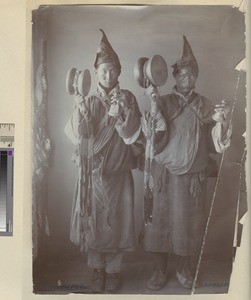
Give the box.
[73,96,117,250]
[80,96,117,212]
[144,116,155,224]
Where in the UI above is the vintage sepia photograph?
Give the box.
[32,4,246,295]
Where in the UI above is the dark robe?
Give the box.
[141,88,218,256]
[65,84,142,252]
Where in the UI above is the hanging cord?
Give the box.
[144,83,159,224]
[191,70,242,294]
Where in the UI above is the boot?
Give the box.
[147,253,168,291]
[90,268,105,293]
[176,256,198,289]
[105,272,120,292]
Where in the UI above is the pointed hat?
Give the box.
[94,29,121,71]
[172,35,199,77]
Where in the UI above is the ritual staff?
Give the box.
[65,29,142,293]
[141,36,232,290]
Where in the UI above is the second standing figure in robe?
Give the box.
[140,36,232,290]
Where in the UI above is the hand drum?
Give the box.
[66,68,91,96]
[134,55,168,88]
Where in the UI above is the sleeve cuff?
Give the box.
[123,124,142,145]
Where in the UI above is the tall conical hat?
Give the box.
[172,35,199,77]
[94,29,121,71]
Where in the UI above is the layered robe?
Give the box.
[141,87,231,256]
[65,83,142,252]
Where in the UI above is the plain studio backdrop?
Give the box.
[32,4,246,277]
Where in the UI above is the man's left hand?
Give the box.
[111,91,129,110]
[213,99,231,123]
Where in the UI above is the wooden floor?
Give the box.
[34,257,232,295]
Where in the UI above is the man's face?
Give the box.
[175,67,197,94]
[95,62,120,89]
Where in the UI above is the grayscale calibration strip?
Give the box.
[0,124,14,236]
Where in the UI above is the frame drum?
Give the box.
[66,68,91,96]
[145,55,168,87]
[134,55,168,88]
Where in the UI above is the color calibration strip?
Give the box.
[0,124,14,236]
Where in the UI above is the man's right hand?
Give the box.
[146,85,160,115]
[74,93,87,116]
[146,85,160,103]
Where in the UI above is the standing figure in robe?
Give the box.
[65,29,142,293]
[141,36,232,290]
